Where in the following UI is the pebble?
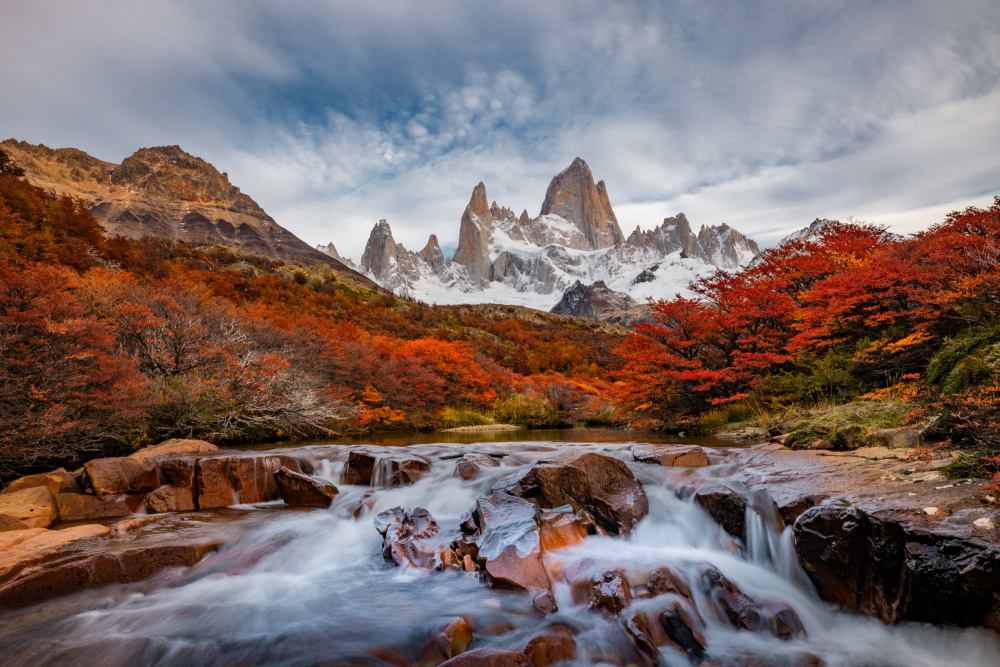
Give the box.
[935,484,954,490]
[974,517,995,529]
[923,507,939,515]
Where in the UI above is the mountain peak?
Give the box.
[539,158,624,250]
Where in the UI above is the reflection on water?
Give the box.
[0,436,996,666]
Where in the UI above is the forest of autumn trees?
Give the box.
[3,144,1000,483]
[616,197,1000,478]
[0,158,621,479]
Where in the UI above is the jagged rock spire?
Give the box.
[539,157,624,250]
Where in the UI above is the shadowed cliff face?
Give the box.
[0,139,371,282]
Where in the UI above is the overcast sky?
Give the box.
[2,0,998,259]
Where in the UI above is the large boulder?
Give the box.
[144,486,196,513]
[631,445,709,468]
[196,457,236,508]
[2,468,82,496]
[864,426,921,449]
[129,438,218,463]
[55,493,132,522]
[374,506,454,570]
[273,467,338,508]
[342,446,431,488]
[0,486,58,528]
[231,455,301,503]
[84,457,160,496]
[455,453,501,481]
[793,505,1000,629]
[497,453,648,536]
[693,484,747,540]
[475,492,550,594]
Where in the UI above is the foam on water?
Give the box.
[0,439,997,666]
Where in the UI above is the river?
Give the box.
[0,431,996,666]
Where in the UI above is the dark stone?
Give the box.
[693,484,748,539]
[274,467,338,508]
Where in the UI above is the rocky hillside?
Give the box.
[333,157,760,311]
[550,280,652,326]
[1,140,369,282]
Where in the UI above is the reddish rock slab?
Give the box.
[439,649,530,667]
[157,457,196,488]
[537,506,589,552]
[0,541,219,610]
[55,493,131,522]
[693,484,747,540]
[0,486,58,528]
[699,567,767,633]
[84,457,160,496]
[144,485,196,513]
[631,445,709,467]
[455,453,501,481]
[475,492,550,594]
[196,457,236,509]
[129,438,218,463]
[522,625,577,667]
[274,467,338,508]
[0,516,29,532]
[342,446,431,488]
[0,524,110,579]
[2,468,82,496]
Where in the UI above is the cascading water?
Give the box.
[0,439,997,666]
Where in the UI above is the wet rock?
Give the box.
[351,490,379,519]
[522,625,577,666]
[455,453,501,481]
[374,507,451,570]
[641,596,707,661]
[2,468,82,496]
[864,427,921,449]
[55,492,132,522]
[232,455,303,503]
[475,492,550,594]
[777,495,825,525]
[0,486,58,528]
[647,565,692,600]
[571,568,633,616]
[631,445,709,467]
[422,616,474,664]
[109,515,166,535]
[499,453,648,536]
[621,610,660,661]
[0,524,110,579]
[144,485,196,513]
[274,467,338,508]
[792,506,875,613]
[157,457,196,488]
[764,602,806,640]
[343,446,431,488]
[693,484,747,539]
[366,647,412,667]
[196,457,236,508]
[129,438,218,463]
[701,568,767,632]
[0,541,219,610]
[84,457,160,496]
[438,649,530,667]
[536,506,589,551]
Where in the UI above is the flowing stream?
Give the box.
[0,435,997,666]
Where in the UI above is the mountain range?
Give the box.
[326,157,760,314]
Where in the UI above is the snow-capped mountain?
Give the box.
[318,158,760,310]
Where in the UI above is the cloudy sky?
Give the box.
[2,0,998,259]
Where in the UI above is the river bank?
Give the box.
[0,434,998,665]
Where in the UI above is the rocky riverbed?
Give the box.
[0,436,998,666]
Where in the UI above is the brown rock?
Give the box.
[570,568,633,616]
[144,485,196,513]
[109,515,166,536]
[374,507,448,570]
[452,183,495,286]
[522,625,577,667]
[274,467,339,508]
[537,506,588,552]
[539,158,624,250]
[0,516,29,531]
[804,439,833,451]
[700,568,766,632]
[865,427,921,449]
[475,493,550,594]
[342,446,431,488]
[157,457,196,488]
[0,486,58,528]
[647,565,692,600]
[129,438,218,463]
[55,493,131,522]
[693,484,747,540]
[2,468,82,496]
[84,457,160,496]
[196,457,236,509]
[439,649,530,667]
[0,541,218,610]
[422,616,474,664]
[500,453,648,536]
[0,524,110,579]
[455,453,501,481]
[231,456,279,503]
[631,445,709,467]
